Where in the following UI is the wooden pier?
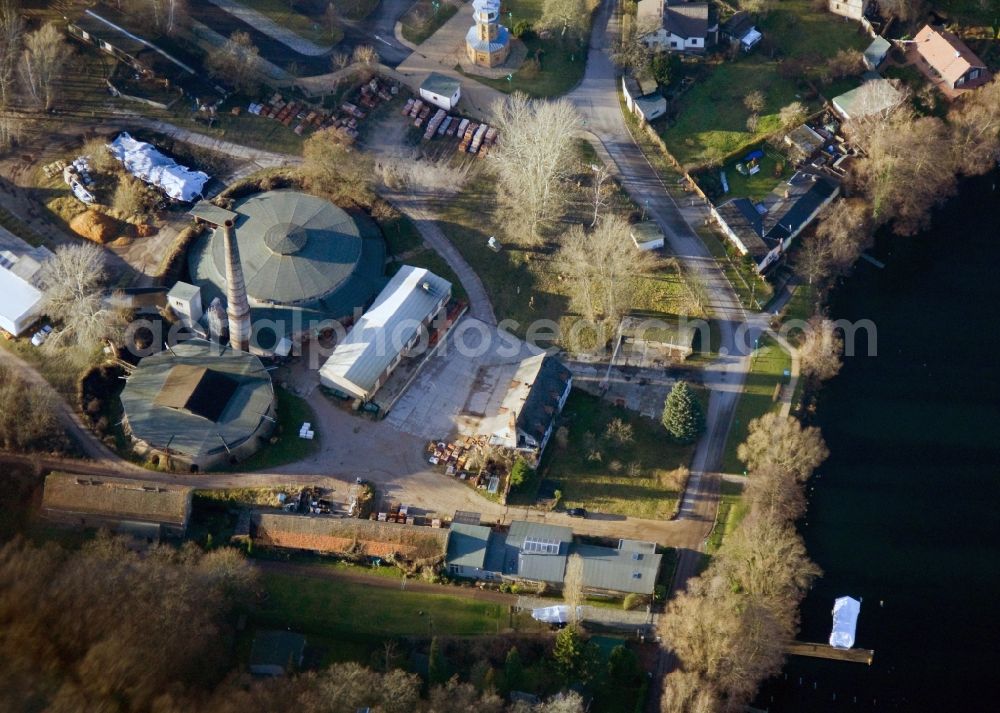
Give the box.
[785,641,875,665]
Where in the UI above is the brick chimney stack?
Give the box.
[222,219,251,352]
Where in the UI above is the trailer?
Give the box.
[469,123,489,153]
[437,116,452,136]
[424,109,446,140]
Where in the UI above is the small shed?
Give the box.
[249,630,306,676]
[167,281,203,326]
[630,221,665,251]
[864,36,891,70]
[622,75,667,122]
[420,73,462,110]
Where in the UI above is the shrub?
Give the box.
[509,458,534,490]
[623,593,646,611]
[512,20,534,38]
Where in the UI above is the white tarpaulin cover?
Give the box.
[829,596,861,648]
[530,605,582,624]
[108,132,209,202]
[742,28,763,49]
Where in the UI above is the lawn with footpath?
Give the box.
[532,390,696,519]
[720,334,792,473]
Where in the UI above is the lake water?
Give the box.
[756,172,1000,712]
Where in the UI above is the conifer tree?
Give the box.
[662,381,705,444]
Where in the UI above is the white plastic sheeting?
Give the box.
[829,596,861,649]
[0,268,44,336]
[108,132,209,202]
[530,605,582,624]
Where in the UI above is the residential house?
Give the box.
[487,354,572,464]
[622,75,667,122]
[443,521,663,596]
[319,266,452,402]
[720,11,762,52]
[420,73,462,110]
[445,522,505,580]
[637,0,718,53]
[713,171,840,272]
[249,631,306,676]
[40,472,194,539]
[913,25,989,90]
[828,0,867,21]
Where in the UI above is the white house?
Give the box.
[419,73,462,110]
[319,266,452,402]
[828,0,867,21]
[638,0,717,52]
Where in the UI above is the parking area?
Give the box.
[386,316,542,440]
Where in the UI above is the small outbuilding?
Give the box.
[622,75,667,122]
[630,221,665,251]
[419,72,462,110]
[863,36,891,69]
[0,266,44,337]
[249,630,306,676]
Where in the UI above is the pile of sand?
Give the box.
[69,210,118,244]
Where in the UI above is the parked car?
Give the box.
[41,324,53,335]
[30,331,46,347]
[566,508,587,519]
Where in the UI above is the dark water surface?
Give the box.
[756,173,1000,712]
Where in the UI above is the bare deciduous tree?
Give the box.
[798,317,843,382]
[206,31,263,95]
[351,44,377,65]
[795,233,833,287]
[0,0,24,108]
[879,0,926,21]
[850,110,957,235]
[737,411,829,481]
[778,100,807,128]
[824,48,865,81]
[588,162,613,226]
[330,50,349,71]
[947,76,1000,175]
[19,22,72,110]
[556,215,654,324]
[302,127,373,206]
[562,553,585,623]
[538,0,598,39]
[489,92,582,241]
[39,243,127,356]
[743,89,765,113]
[812,198,873,277]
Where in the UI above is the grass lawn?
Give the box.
[460,0,591,97]
[721,335,792,473]
[775,281,818,324]
[663,57,807,169]
[238,0,342,46]
[223,388,319,471]
[693,143,792,202]
[256,572,523,638]
[698,224,772,311]
[536,390,695,519]
[759,0,869,61]
[400,0,459,45]
[432,174,703,344]
[706,479,748,552]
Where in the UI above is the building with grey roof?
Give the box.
[638,0,718,52]
[420,73,462,110]
[487,354,572,465]
[318,265,452,402]
[120,339,275,471]
[188,190,386,349]
[444,520,662,595]
[40,471,193,538]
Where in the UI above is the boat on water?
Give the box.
[829,596,862,649]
